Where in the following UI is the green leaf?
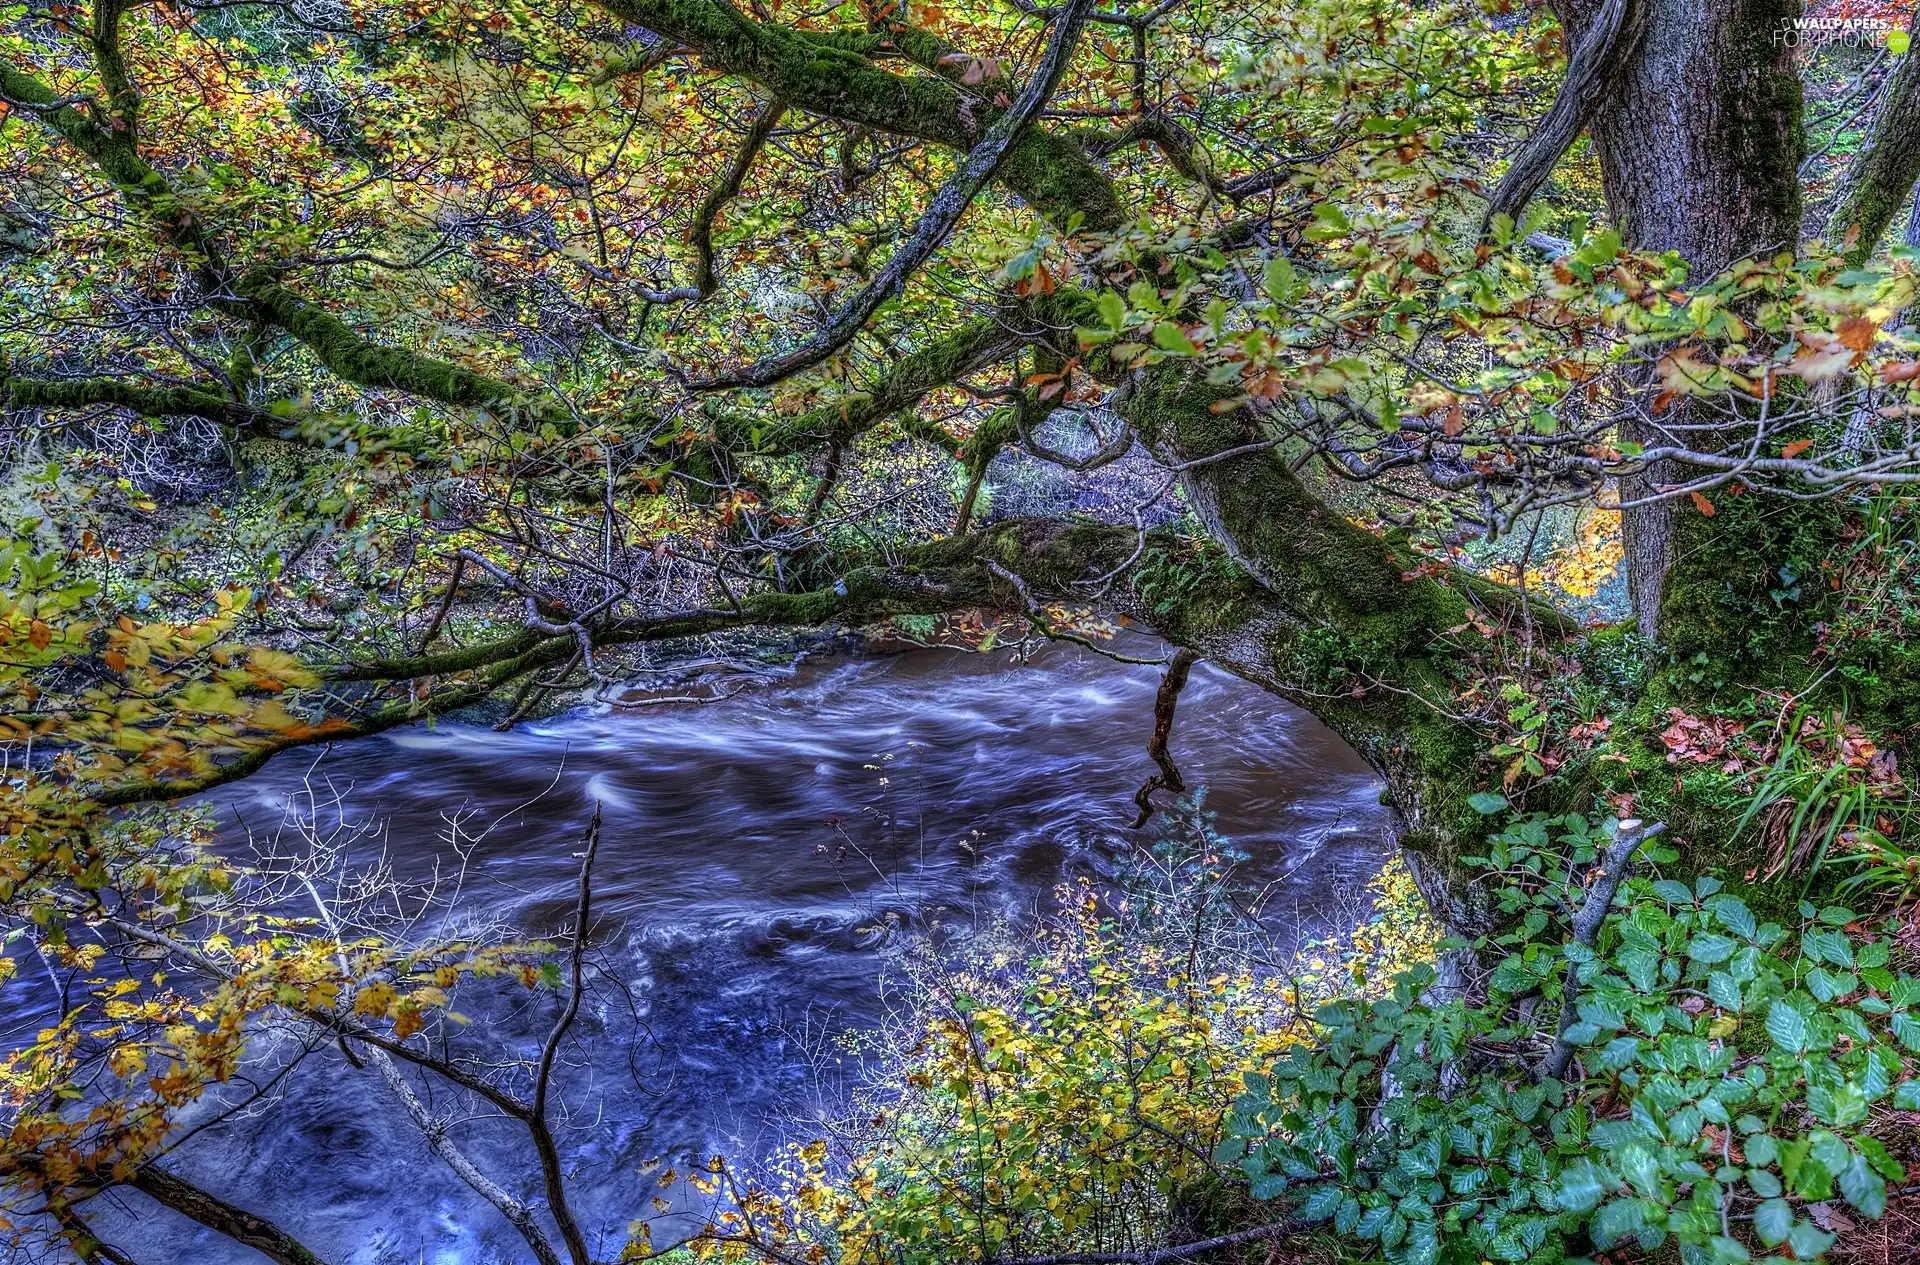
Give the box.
[1402,1135,1443,1178]
[1707,1236,1751,1265]
[1687,934,1737,965]
[1152,323,1199,355]
[1752,1197,1793,1247]
[1249,1173,1288,1200]
[1262,256,1299,303]
[1709,895,1757,937]
[1842,1153,1888,1216]
[1300,1184,1344,1220]
[1787,1220,1836,1260]
[1468,792,1509,815]
[1652,880,1693,904]
[1766,999,1809,1051]
[1811,930,1855,966]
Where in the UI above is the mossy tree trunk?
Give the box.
[1551,0,1808,647]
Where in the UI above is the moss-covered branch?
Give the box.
[714,308,1036,457]
[0,64,555,421]
[235,275,533,411]
[93,559,1008,809]
[2,373,271,431]
[1108,363,1577,895]
[586,0,1125,232]
[690,96,787,297]
[692,0,1096,391]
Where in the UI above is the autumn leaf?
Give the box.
[1836,315,1879,353]
[353,980,396,1018]
[1781,438,1813,459]
[1690,491,1715,517]
[1783,334,1858,383]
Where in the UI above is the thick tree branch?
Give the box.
[366,1047,567,1265]
[690,97,787,297]
[3,373,271,430]
[0,64,558,421]
[587,0,1124,233]
[527,807,602,1265]
[1131,646,1198,827]
[1536,819,1665,1081]
[711,306,1040,455]
[119,1165,329,1265]
[1482,0,1644,230]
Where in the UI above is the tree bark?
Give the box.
[121,1165,328,1265]
[1551,0,1805,641]
[1100,364,1574,925]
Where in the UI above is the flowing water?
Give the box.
[8,642,1395,1265]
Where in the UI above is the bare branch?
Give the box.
[528,806,603,1265]
[1131,647,1199,827]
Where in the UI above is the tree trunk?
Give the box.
[1102,364,1566,928]
[1554,0,1806,642]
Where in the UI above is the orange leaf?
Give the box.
[1781,438,1814,459]
[1837,315,1879,354]
[1690,491,1716,518]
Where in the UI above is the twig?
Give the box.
[414,554,467,655]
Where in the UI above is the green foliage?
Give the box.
[1731,702,1911,890]
[1129,536,1245,624]
[1223,812,1916,1265]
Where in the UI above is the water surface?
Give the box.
[26,643,1394,1264]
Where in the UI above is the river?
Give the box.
[16,640,1394,1265]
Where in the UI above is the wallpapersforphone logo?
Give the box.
[1771,14,1911,48]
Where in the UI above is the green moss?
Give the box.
[239,276,523,410]
[1654,490,1842,701]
